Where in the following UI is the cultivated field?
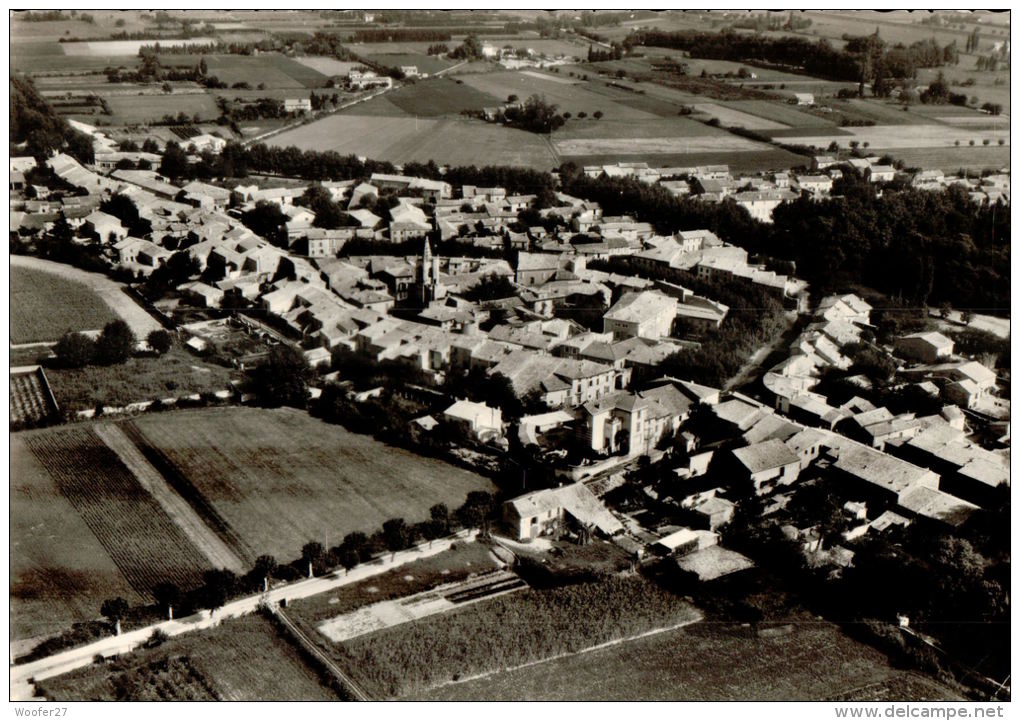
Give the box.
[379,77,500,117]
[781,124,1009,152]
[61,38,218,56]
[40,614,340,701]
[104,94,221,124]
[885,146,1011,173]
[201,54,328,89]
[419,614,962,701]
[23,425,213,600]
[554,134,772,156]
[363,53,456,76]
[268,112,558,169]
[12,256,159,341]
[323,576,702,699]
[11,433,142,641]
[726,100,837,129]
[290,56,361,78]
[11,266,118,345]
[460,70,662,120]
[692,102,790,130]
[10,368,58,427]
[128,407,498,563]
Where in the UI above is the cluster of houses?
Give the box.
[578,158,1009,230]
[11,127,1008,577]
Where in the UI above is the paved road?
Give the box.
[11,255,161,341]
[11,531,475,700]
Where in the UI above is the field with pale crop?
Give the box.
[128,407,497,563]
[11,266,118,344]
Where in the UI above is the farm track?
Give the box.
[24,426,211,599]
[274,608,371,701]
[121,420,254,565]
[93,422,245,574]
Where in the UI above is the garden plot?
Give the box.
[318,570,525,643]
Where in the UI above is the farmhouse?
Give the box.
[867,165,896,183]
[793,92,815,106]
[443,399,504,440]
[284,98,312,113]
[502,482,623,542]
[795,174,833,195]
[895,332,954,363]
[83,210,128,243]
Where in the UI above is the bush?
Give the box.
[53,331,95,369]
[147,329,173,355]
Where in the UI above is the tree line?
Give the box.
[10,75,94,164]
[625,28,956,88]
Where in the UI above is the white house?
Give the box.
[603,290,679,340]
[443,398,504,440]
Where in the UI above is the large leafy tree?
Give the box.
[94,320,136,365]
[247,344,313,409]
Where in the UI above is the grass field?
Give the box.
[11,266,118,345]
[727,100,837,128]
[363,53,456,76]
[419,614,962,701]
[325,575,702,699]
[201,54,327,89]
[39,614,340,701]
[886,146,1011,173]
[44,346,239,411]
[103,93,221,124]
[11,433,143,641]
[20,425,212,603]
[692,102,790,130]
[460,70,661,121]
[268,112,558,169]
[382,77,500,116]
[290,56,361,77]
[128,407,497,563]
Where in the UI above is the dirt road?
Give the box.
[93,422,245,573]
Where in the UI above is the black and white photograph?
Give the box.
[7,7,1011,714]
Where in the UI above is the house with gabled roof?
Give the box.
[895,331,954,363]
[731,439,802,495]
[503,482,623,542]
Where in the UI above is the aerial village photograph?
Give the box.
[7,7,1011,716]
